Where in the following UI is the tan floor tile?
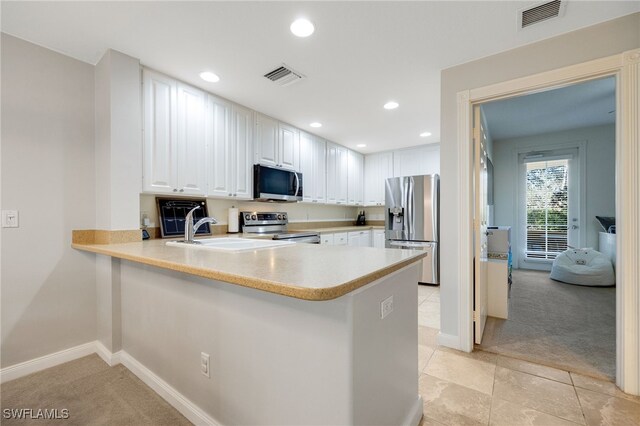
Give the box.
[577,387,640,426]
[419,285,437,298]
[419,326,440,347]
[425,349,496,395]
[420,414,447,425]
[419,311,441,329]
[493,367,584,424]
[497,355,572,384]
[427,291,440,303]
[571,372,640,404]
[440,346,498,364]
[419,345,436,375]
[420,374,492,426]
[489,398,582,426]
[419,294,429,305]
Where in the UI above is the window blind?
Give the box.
[525,159,568,260]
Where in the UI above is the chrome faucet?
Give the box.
[183,206,218,244]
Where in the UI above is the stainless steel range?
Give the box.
[240,211,320,244]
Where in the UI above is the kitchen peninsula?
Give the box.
[73,237,426,426]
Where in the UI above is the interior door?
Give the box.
[473,106,489,344]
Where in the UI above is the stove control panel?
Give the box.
[240,211,288,226]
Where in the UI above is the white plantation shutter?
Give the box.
[525,159,568,260]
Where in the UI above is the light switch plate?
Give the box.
[2,210,19,228]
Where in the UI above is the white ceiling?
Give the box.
[482,76,616,141]
[2,1,638,153]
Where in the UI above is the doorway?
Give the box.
[455,49,640,394]
[472,77,617,380]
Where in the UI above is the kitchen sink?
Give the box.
[166,237,295,252]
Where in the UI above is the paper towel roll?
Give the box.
[228,207,239,233]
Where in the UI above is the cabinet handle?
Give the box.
[173,188,178,192]
[228,193,232,196]
[179,189,184,192]
[233,193,237,197]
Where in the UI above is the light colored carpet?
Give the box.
[0,354,192,425]
[479,269,615,381]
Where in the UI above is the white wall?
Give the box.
[439,13,639,347]
[0,34,97,367]
[493,124,615,269]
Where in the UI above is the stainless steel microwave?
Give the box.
[253,164,303,202]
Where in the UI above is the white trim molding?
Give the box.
[119,352,220,426]
[458,48,640,395]
[0,341,96,384]
[95,340,122,367]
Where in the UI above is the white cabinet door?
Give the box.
[393,145,440,177]
[232,104,254,200]
[313,138,327,203]
[255,113,279,167]
[373,230,385,248]
[336,145,349,205]
[334,232,348,246]
[300,132,315,203]
[348,150,364,206]
[364,152,393,206]
[320,233,334,245]
[176,83,207,195]
[206,94,232,198]
[348,230,371,247]
[360,230,372,247]
[347,231,361,247]
[143,70,177,194]
[278,123,300,171]
[326,143,338,204]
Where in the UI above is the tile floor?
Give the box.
[416,284,640,426]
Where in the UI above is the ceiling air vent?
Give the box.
[264,64,305,87]
[519,0,566,29]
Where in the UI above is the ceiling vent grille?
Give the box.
[519,0,565,29]
[264,64,305,86]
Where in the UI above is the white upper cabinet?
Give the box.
[255,113,300,171]
[231,104,254,200]
[255,113,279,167]
[348,150,364,206]
[278,122,300,171]
[206,96,253,200]
[143,70,207,195]
[300,132,326,204]
[206,94,232,198]
[364,152,393,206]
[326,142,348,205]
[393,145,440,177]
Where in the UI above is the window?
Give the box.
[525,159,568,260]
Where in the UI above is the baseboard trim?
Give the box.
[403,396,424,426]
[119,351,220,426]
[437,332,462,351]
[0,341,96,384]
[94,341,122,367]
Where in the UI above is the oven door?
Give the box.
[254,164,302,202]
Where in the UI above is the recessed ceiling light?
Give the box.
[357,144,367,148]
[420,132,432,137]
[199,71,220,83]
[310,122,322,128]
[383,101,399,110]
[290,18,315,37]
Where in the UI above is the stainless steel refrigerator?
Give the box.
[385,174,439,285]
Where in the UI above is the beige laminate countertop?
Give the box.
[290,225,384,234]
[72,237,425,301]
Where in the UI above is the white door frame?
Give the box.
[457,49,640,394]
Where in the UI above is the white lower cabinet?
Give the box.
[348,230,372,247]
[373,230,386,248]
[320,234,334,245]
[334,232,348,246]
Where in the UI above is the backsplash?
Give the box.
[140,194,360,228]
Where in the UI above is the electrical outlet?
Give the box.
[200,352,210,378]
[381,295,393,319]
[2,210,19,228]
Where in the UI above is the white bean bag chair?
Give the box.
[550,248,615,286]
